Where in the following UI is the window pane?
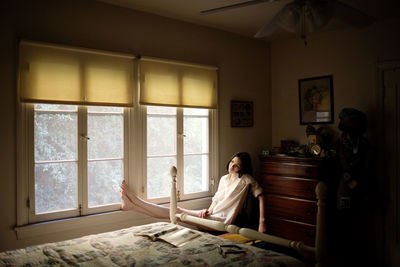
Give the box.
[34,104,77,111]
[87,106,123,113]
[35,112,77,161]
[34,104,78,214]
[35,162,78,214]
[88,160,123,207]
[88,113,123,159]
[87,106,124,207]
[184,154,209,194]
[147,116,176,156]
[147,157,176,199]
[147,106,176,115]
[184,116,208,154]
[183,108,208,116]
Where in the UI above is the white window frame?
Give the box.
[17,103,131,225]
[140,106,218,204]
[17,102,218,226]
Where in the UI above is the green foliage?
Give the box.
[34,105,123,213]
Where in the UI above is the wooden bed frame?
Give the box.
[168,166,327,267]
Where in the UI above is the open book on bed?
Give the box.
[136,224,201,247]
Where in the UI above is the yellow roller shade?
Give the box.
[139,58,218,109]
[18,40,134,107]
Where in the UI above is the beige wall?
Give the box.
[271,19,400,146]
[0,0,270,251]
[270,18,400,266]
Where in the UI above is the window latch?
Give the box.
[80,135,90,141]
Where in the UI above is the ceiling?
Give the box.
[97,0,400,41]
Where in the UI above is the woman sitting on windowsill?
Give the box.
[121,152,266,233]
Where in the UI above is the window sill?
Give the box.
[15,197,212,240]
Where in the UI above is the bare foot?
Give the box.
[120,191,136,211]
[120,180,139,203]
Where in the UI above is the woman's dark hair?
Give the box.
[226,152,253,178]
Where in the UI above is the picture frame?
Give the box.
[231,100,253,127]
[298,75,334,125]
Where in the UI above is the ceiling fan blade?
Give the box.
[276,1,301,33]
[254,12,281,38]
[306,0,334,32]
[200,0,279,15]
[332,0,375,28]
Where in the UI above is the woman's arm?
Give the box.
[200,201,217,218]
[258,193,267,232]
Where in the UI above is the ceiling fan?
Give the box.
[200,0,375,44]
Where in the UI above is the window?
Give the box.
[146,106,211,201]
[28,104,125,222]
[20,103,215,224]
[17,41,218,226]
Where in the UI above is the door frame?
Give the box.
[377,61,400,266]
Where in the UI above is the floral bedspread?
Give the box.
[0,222,304,266]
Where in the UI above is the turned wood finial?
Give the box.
[170,166,177,177]
[315,181,327,200]
[170,166,178,224]
[315,181,327,267]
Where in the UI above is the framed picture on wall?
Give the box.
[298,75,334,125]
[231,100,253,127]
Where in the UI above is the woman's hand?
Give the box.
[199,209,210,218]
[258,220,267,233]
[257,194,266,233]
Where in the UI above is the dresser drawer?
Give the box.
[261,161,319,178]
[261,175,318,200]
[267,217,316,246]
[265,195,317,224]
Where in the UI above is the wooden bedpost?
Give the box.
[176,213,316,255]
[315,181,327,267]
[172,167,328,267]
[170,166,178,224]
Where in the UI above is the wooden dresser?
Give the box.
[259,155,326,246]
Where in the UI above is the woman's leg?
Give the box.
[120,180,171,219]
[121,191,160,217]
[120,180,218,223]
[178,207,201,217]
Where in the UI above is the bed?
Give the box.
[0,167,326,266]
[0,222,304,266]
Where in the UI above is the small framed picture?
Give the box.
[231,100,253,127]
[298,75,334,125]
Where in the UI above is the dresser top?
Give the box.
[259,154,324,165]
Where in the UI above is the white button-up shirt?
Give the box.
[210,173,263,224]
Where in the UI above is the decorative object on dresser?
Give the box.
[305,124,336,157]
[259,154,328,263]
[280,140,299,155]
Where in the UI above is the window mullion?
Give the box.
[177,108,184,200]
[142,106,148,199]
[78,106,88,215]
[124,107,130,196]
[210,109,218,194]
[132,60,144,199]
[27,104,35,222]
